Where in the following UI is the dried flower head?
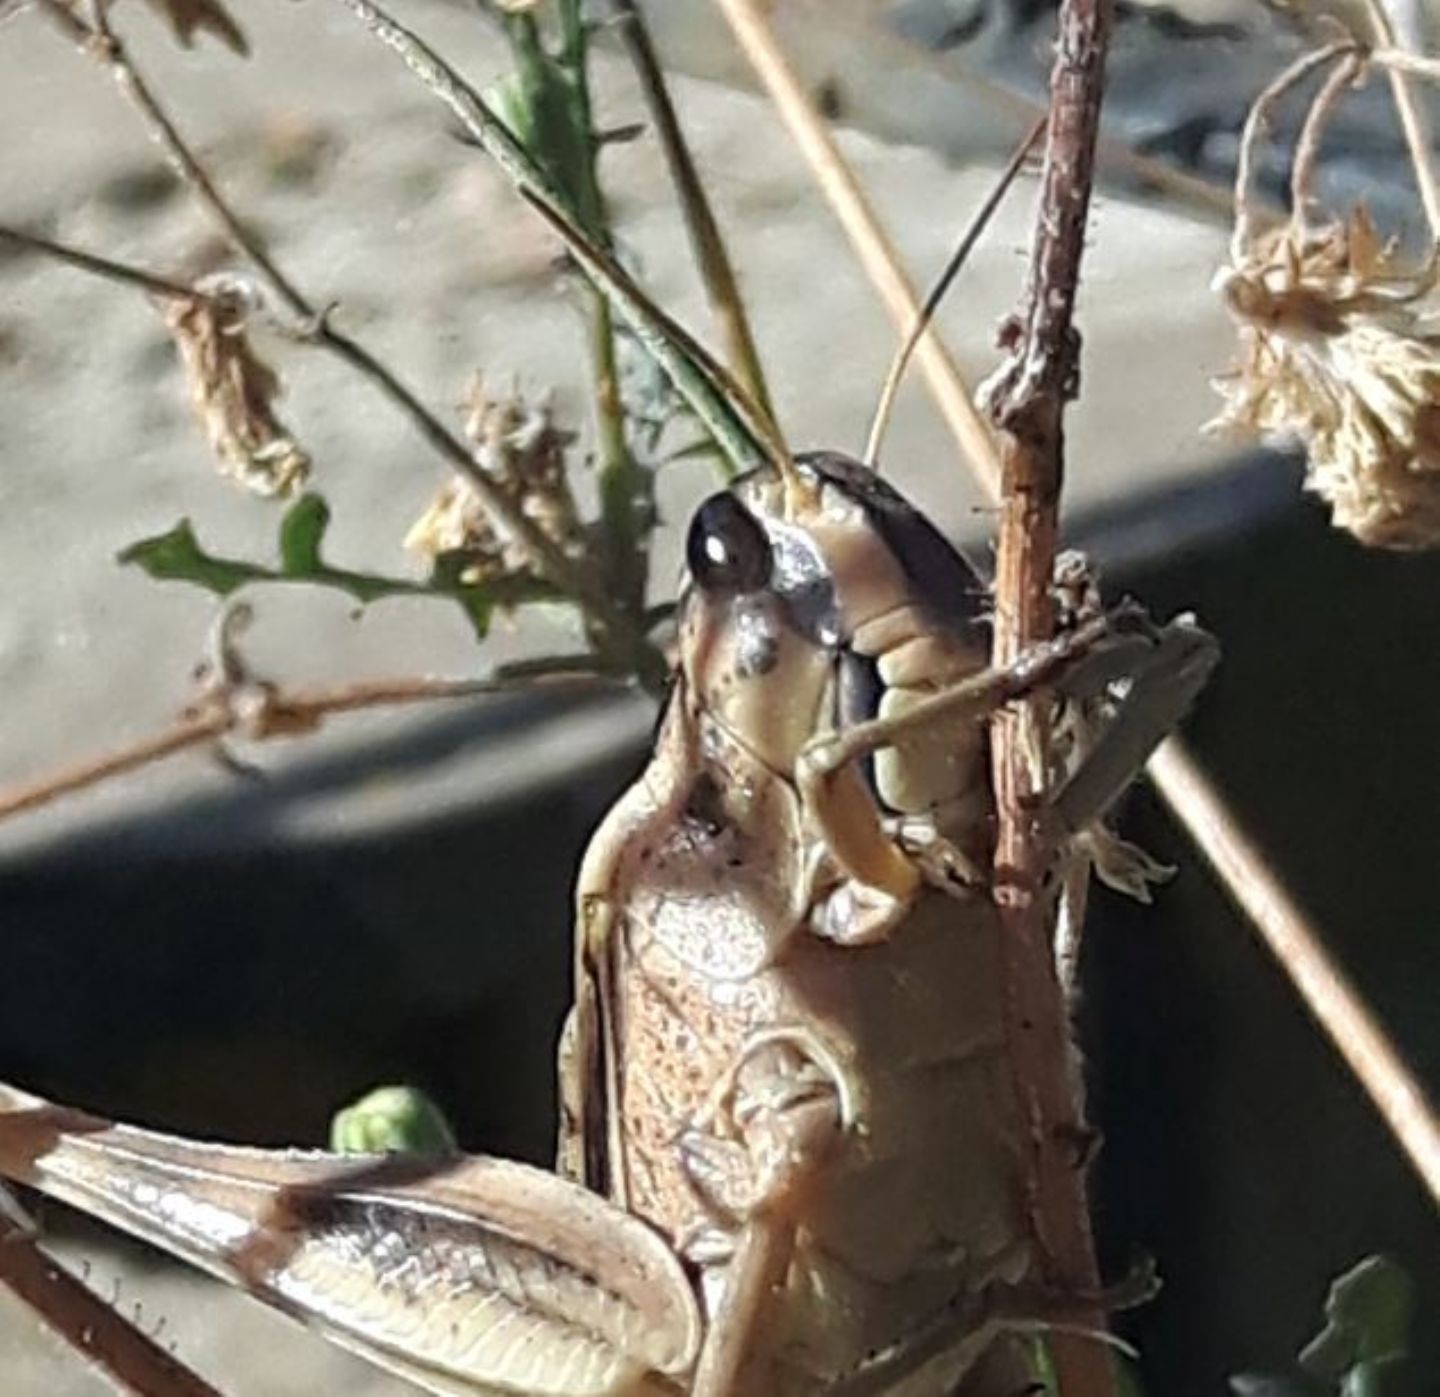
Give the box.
[1211,209,1440,549]
[161,281,310,499]
[405,376,582,583]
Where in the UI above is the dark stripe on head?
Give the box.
[796,451,986,639]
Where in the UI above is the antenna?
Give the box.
[863,118,1045,470]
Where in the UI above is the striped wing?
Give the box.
[0,1081,700,1397]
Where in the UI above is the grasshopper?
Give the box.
[0,450,1216,1396]
[0,8,1219,1390]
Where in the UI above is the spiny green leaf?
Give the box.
[119,496,568,640]
[118,520,266,595]
[278,491,329,576]
[1299,1256,1413,1384]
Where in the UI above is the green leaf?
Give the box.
[337,0,772,479]
[330,1084,458,1157]
[278,491,329,575]
[118,520,267,595]
[1299,1257,1413,1390]
[119,495,568,640]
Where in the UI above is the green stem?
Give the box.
[552,0,649,615]
[609,0,775,427]
[336,0,771,480]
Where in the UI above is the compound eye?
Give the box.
[686,493,772,595]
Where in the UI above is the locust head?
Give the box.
[677,451,990,802]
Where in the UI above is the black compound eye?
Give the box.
[686,493,772,595]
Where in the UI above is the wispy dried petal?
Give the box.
[1211,210,1440,549]
[406,376,582,583]
[161,285,310,499]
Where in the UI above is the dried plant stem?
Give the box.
[0,714,228,823]
[726,0,1440,1236]
[338,0,780,489]
[0,226,195,301]
[713,0,1003,500]
[0,669,613,824]
[0,1208,221,1397]
[1362,0,1440,238]
[1149,742,1440,1205]
[610,0,775,429]
[544,0,650,615]
[1231,42,1358,259]
[982,0,1115,1389]
[74,0,308,318]
[1289,52,1365,230]
[41,0,635,660]
[1373,44,1440,80]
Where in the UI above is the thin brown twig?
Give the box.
[1289,52,1365,231]
[1231,42,1358,262]
[0,226,195,302]
[38,0,639,660]
[719,0,1440,1226]
[0,1206,222,1397]
[713,0,1004,500]
[1372,43,1440,80]
[1361,0,1440,238]
[75,0,309,318]
[1149,742,1440,1205]
[0,669,615,824]
[609,0,776,429]
[982,0,1116,1389]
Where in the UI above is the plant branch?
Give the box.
[0,1206,222,1397]
[715,0,1440,1251]
[609,0,776,428]
[1232,42,1359,260]
[72,0,309,319]
[1289,52,1365,231]
[0,226,195,301]
[982,0,1116,1390]
[40,0,642,669]
[1372,44,1440,80]
[555,1,648,618]
[1362,0,1440,239]
[713,0,1004,499]
[334,0,779,485]
[0,667,617,824]
[1149,742,1440,1206]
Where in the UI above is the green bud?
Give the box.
[329,1085,458,1158]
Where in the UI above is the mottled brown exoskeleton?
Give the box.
[0,445,1214,1397]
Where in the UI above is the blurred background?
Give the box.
[0,0,1436,1392]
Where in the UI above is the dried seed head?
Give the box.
[1211,209,1440,549]
[405,376,582,583]
[161,282,310,499]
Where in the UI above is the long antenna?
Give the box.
[863,118,1045,469]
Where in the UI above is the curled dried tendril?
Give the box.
[161,279,311,499]
[405,376,584,584]
[1211,208,1440,549]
